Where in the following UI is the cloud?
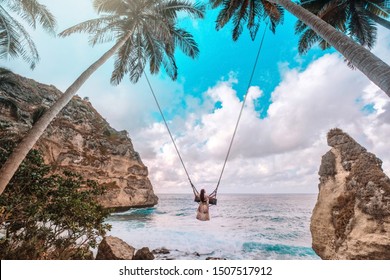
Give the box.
[83,74,187,133]
[132,31,390,194]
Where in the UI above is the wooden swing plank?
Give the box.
[194,196,217,205]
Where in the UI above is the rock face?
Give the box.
[96,236,135,260]
[133,247,155,260]
[0,72,158,208]
[311,128,390,259]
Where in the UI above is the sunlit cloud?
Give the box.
[133,38,390,194]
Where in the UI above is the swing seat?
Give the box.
[194,196,217,205]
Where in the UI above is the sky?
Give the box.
[2,0,390,194]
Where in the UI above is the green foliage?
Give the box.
[0,140,111,260]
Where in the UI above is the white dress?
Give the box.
[196,196,210,221]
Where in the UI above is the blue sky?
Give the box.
[173,7,332,117]
[3,0,390,194]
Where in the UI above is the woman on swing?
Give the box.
[196,189,215,221]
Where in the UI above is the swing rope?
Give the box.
[144,23,268,199]
[211,23,268,198]
[144,72,199,196]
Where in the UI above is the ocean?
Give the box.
[106,193,320,260]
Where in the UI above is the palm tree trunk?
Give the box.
[0,32,131,195]
[366,10,390,30]
[270,0,390,96]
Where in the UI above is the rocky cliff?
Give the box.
[0,71,158,209]
[311,128,390,259]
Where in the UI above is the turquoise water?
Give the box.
[106,193,320,260]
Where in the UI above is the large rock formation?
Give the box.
[311,128,390,259]
[0,71,158,209]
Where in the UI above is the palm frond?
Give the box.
[295,19,307,34]
[143,27,163,75]
[247,0,261,39]
[298,28,322,54]
[88,18,124,46]
[348,4,377,48]
[262,1,284,33]
[231,1,249,41]
[33,2,57,34]
[7,0,56,33]
[0,5,18,59]
[232,18,244,41]
[172,28,199,58]
[0,5,39,69]
[160,0,205,20]
[366,1,390,18]
[319,37,331,50]
[93,0,128,15]
[215,3,235,30]
[300,0,326,13]
[161,51,178,81]
[128,32,147,83]
[10,15,39,69]
[248,20,260,40]
[110,36,133,85]
[209,0,225,9]
[6,0,36,27]
[318,0,348,31]
[142,14,174,46]
[59,16,119,38]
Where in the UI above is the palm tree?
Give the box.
[295,0,390,54]
[210,0,390,96]
[0,0,56,69]
[0,0,205,195]
[213,0,285,40]
[365,1,390,29]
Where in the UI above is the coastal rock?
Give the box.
[311,128,390,259]
[95,236,135,260]
[152,247,170,255]
[133,247,155,260]
[0,72,158,209]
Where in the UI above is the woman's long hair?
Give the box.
[200,189,206,202]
